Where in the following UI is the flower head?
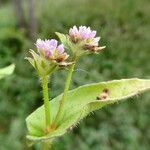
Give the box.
[36,39,69,63]
[69,25,105,52]
[26,38,71,76]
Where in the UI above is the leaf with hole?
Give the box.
[26,78,150,143]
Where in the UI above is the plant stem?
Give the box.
[53,63,75,126]
[43,142,49,150]
[42,142,51,150]
[47,65,58,75]
[41,76,51,129]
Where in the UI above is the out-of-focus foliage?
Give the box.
[0,64,15,79]
[0,0,150,150]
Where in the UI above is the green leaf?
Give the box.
[55,32,71,51]
[0,64,15,79]
[26,78,150,142]
[55,32,68,47]
[25,50,57,76]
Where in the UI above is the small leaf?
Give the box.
[0,64,15,79]
[25,57,35,67]
[25,50,57,76]
[26,78,150,142]
[55,32,71,50]
[55,32,67,45]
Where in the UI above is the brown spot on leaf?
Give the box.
[96,88,110,100]
[103,88,109,94]
[96,96,101,100]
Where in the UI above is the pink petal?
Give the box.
[57,44,64,54]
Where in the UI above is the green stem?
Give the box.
[41,76,51,129]
[47,65,58,75]
[42,141,52,150]
[42,142,49,150]
[53,63,75,126]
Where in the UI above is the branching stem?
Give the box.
[53,62,76,126]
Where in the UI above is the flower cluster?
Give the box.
[26,25,105,76]
[69,25,105,52]
[36,39,69,63]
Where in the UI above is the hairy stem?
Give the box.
[53,63,75,126]
[41,76,51,129]
[42,142,51,150]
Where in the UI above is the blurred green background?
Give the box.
[0,0,150,150]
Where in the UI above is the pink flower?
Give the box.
[35,39,69,62]
[69,26,98,41]
[69,25,105,52]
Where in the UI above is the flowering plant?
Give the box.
[25,26,150,149]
